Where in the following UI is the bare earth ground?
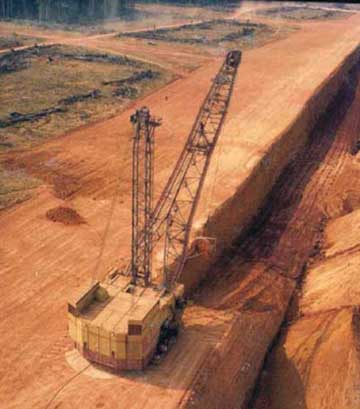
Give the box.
[252,79,360,408]
[0,4,360,409]
[253,213,360,409]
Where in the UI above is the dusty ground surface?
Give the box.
[1,3,360,409]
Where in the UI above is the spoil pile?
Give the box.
[103,70,159,98]
[58,89,101,105]
[103,69,159,86]
[250,62,360,409]
[0,107,66,128]
[0,90,101,128]
[184,58,360,409]
[46,206,85,225]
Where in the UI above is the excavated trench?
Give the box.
[182,51,360,409]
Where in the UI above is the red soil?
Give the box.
[46,206,85,225]
[1,8,360,409]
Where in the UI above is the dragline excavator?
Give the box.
[68,50,241,371]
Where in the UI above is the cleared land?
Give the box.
[119,19,287,51]
[1,3,360,409]
[0,45,172,147]
[257,5,352,21]
[0,44,172,210]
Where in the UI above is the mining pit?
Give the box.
[1,3,360,409]
[184,47,360,409]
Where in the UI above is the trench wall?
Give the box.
[178,43,360,409]
[180,44,360,294]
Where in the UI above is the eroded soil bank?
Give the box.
[180,44,360,293]
[181,49,360,409]
[251,68,360,408]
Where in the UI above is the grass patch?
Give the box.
[0,33,43,50]
[0,45,173,149]
[256,6,351,21]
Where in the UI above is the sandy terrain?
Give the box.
[1,4,360,409]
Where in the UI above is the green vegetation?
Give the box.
[0,33,43,50]
[0,45,173,149]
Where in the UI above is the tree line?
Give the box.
[0,0,240,23]
[138,0,240,5]
[0,0,134,23]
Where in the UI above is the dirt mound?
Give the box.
[46,206,85,225]
[253,308,360,409]
[252,150,360,409]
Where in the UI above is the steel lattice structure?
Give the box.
[128,50,241,289]
[130,107,161,286]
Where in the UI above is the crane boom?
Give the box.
[68,51,242,373]
[127,50,241,288]
[161,50,242,287]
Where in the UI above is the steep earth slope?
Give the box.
[252,63,360,409]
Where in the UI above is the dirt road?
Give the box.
[1,9,360,409]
